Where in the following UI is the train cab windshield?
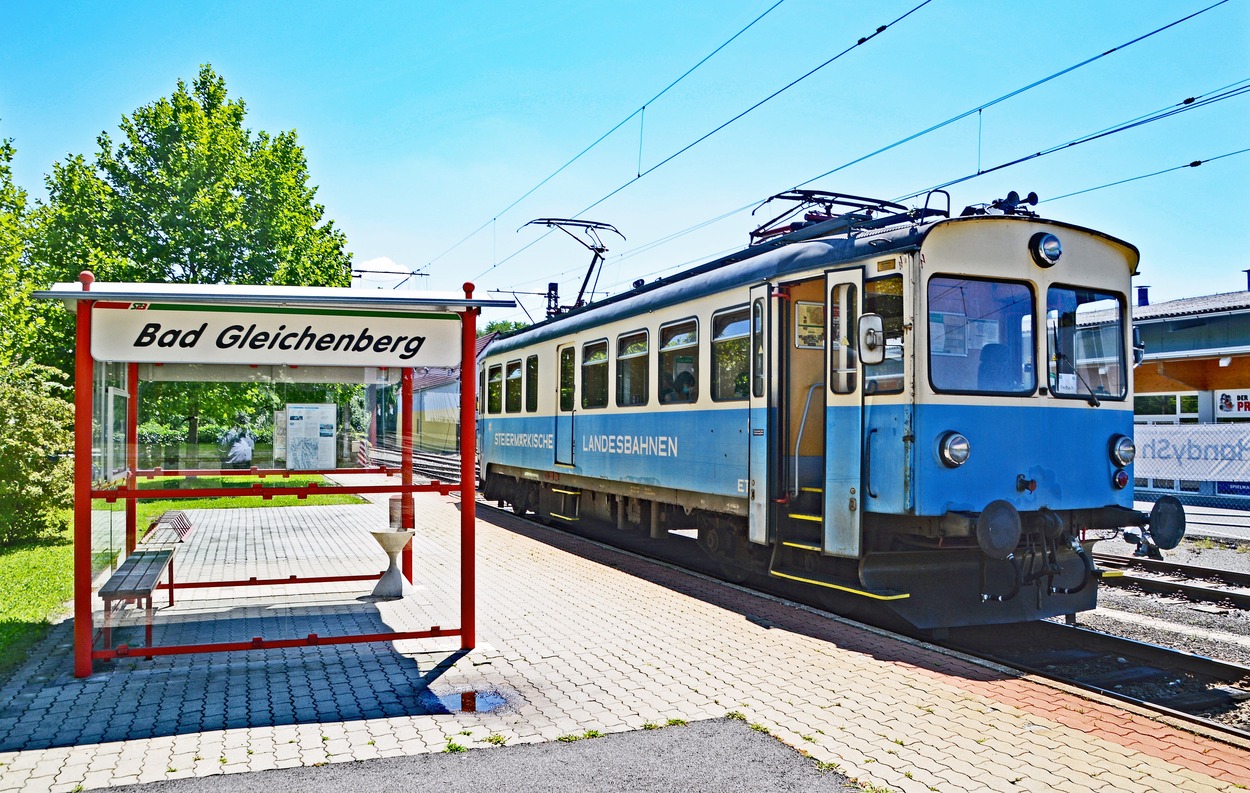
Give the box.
[928,276,1036,395]
[1046,286,1126,401]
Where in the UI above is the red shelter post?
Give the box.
[400,367,414,582]
[73,272,95,677]
[125,362,139,554]
[459,283,478,649]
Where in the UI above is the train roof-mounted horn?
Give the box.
[748,190,946,246]
[960,190,1040,217]
[521,218,625,312]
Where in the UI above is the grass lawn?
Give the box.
[0,475,370,678]
[0,523,73,677]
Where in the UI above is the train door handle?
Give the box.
[865,428,878,499]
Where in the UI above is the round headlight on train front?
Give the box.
[1029,232,1062,268]
[939,432,971,468]
[1110,435,1135,468]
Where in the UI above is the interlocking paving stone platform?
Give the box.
[0,484,1248,792]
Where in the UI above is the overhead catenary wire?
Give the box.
[793,0,1231,190]
[474,0,935,283]
[425,0,789,274]
[895,78,1250,200]
[569,0,936,221]
[1042,145,1250,203]
[478,1,1228,292]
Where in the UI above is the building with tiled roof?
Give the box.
[1132,281,1250,503]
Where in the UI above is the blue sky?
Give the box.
[2,1,1246,324]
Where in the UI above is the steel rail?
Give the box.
[1093,553,1250,610]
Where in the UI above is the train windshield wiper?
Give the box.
[1054,351,1100,407]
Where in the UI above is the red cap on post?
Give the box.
[78,271,95,290]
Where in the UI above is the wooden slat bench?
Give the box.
[99,548,176,654]
[143,510,195,546]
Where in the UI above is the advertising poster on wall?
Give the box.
[1215,390,1250,418]
[286,403,336,470]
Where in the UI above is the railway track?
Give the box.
[1093,552,1250,610]
[473,499,1250,742]
[368,446,466,483]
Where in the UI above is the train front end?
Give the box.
[859,214,1184,628]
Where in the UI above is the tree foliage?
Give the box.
[37,63,351,287]
[31,64,353,375]
[0,363,73,546]
[0,137,46,368]
[481,319,529,337]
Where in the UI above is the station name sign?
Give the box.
[91,303,462,367]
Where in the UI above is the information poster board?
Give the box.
[286,403,336,470]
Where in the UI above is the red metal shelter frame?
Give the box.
[47,272,501,677]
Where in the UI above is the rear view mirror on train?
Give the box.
[858,313,885,366]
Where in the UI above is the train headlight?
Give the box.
[1029,232,1062,268]
[1110,435,1135,468]
[939,432,971,468]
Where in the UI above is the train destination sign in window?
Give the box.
[581,339,608,409]
[712,307,749,401]
[617,330,648,407]
[659,319,698,404]
[928,276,1035,396]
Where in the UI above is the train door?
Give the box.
[823,269,864,557]
[747,283,776,544]
[555,344,575,466]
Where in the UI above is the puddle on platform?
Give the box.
[416,689,509,714]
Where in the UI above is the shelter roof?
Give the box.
[36,280,514,314]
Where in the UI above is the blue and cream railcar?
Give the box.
[478,196,1183,629]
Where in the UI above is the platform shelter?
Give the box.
[36,273,512,677]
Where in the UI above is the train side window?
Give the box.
[752,299,765,399]
[711,307,750,401]
[864,275,904,394]
[616,330,648,407]
[659,318,698,404]
[559,347,575,412]
[525,355,539,412]
[581,340,609,409]
[478,369,485,413]
[829,285,858,394]
[487,364,503,414]
[505,359,522,413]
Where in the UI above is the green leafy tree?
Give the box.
[30,65,356,434]
[481,319,529,337]
[0,137,46,368]
[0,362,73,546]
[31,63,352,375]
